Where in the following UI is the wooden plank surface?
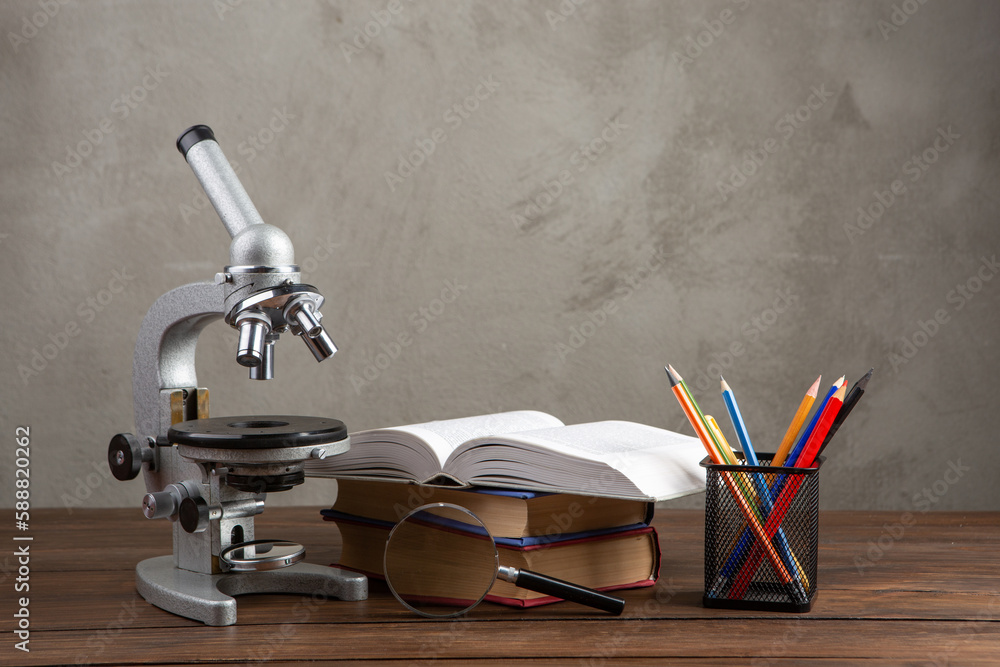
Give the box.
[3,508,997,665]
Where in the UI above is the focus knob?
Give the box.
[142,491,177,520]
[108,433,147,481]
[179,497,211,534]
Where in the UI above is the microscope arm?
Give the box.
[126,280,224,493]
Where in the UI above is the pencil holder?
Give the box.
[701,454,822,612]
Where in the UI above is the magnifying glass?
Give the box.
[383,503,625,617]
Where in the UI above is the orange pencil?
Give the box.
[771,375,821,467]
[666,364,735,465]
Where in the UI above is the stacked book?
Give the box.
[306,411,706,607]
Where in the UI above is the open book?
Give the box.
[304,410,706,501]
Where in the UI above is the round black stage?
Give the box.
[168,415,347,450]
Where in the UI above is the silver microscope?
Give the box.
[108,125,366,626]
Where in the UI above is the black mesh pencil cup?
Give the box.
[701,455,822,612]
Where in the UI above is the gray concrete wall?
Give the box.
[2,0,998,512]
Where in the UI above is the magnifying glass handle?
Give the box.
[498,566,625,615]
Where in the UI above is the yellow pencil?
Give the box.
[708,415,762,511]
[706,415,741,465]
[771,375,821,467]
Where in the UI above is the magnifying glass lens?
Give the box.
[384,504,498,618]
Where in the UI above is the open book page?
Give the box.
[444,421,706,501]
[304,411,564,482]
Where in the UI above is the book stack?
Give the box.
[306,411,707,608]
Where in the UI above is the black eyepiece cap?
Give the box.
[176,125,216,157]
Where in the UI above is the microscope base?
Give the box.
[136,555,368,626]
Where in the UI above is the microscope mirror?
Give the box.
[219,539,306,572]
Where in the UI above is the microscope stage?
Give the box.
[168,415,346,449]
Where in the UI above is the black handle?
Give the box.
[515,569,625,615]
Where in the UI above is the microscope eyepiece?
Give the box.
[176,125,216,157]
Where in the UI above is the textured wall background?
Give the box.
[1,0,998,512]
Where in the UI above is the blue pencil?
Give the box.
[721,377,758,465]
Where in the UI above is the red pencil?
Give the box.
[793,382,847,468]
[727,383,846,597]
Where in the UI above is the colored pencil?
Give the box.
[720,376,757,465]
[705,415,737,464]
[792,382,847,467]
[783,376,844,468]
[664,366,725,464]
[666,364,736,465]
[817,368,872,456]
[771,375,821,468]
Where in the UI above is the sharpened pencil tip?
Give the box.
[857,367,874,391]
[807,375,822,397]
[720,376,730,392]
[664,365,680,387]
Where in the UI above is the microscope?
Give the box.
[107,125,367,626]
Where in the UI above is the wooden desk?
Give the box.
[10,508,998,665]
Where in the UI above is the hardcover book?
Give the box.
[326,511,661,607]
